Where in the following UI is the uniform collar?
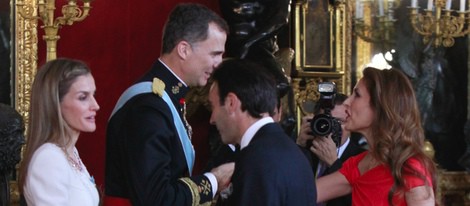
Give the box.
[146,60,190,102]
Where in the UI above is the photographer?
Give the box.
[297,92,365,206]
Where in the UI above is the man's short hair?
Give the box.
[162,3,229,54]
[211,59,278,118]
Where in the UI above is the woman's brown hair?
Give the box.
[362,67,437,205]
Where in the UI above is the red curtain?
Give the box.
[37,0,221,190]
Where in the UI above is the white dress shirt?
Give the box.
[240,117,274,150]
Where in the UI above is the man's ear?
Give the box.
[225,92,241,114]
[273,105,282,122]
[176,40,192,60]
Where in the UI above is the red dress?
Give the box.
[339,152,433,206]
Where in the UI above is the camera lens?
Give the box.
[310,114,333,136]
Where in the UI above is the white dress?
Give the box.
[23,143,99,206]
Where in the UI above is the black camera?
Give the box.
[310,82,342,147]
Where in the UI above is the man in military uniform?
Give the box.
[105,3,233,206]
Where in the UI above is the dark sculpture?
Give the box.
[389,2,467,171]
[0,103,25,206]
[202,0,296,176]
[219,0,295,134]
[186,1,294,174]
[220,0,290,59]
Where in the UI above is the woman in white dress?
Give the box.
[19,58,100,206]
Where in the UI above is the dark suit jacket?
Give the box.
[105,61,213,205]
[225,123,317,206]
[305,138,365,206]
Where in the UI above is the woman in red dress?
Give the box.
[316,67,436,206]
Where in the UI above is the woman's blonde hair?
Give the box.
[362,67,436,204]
[18,58,90,192]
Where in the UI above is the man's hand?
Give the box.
[310,134,338,166]
[211,162,235,192]
[296,115,314,147]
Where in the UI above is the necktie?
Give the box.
[316,161,327,178]
[317,162,327,206]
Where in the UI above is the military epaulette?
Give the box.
[179,177,213,206]
[152,77,165,97]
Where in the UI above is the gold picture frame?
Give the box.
[292,0,351,98]
[294,0,334,70]
[293,0,351,92]
[292,0,351,130]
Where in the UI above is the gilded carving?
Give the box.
[437,171,470,205]
[292,77,321,115]
[13,0,38,204]
[15,0,37,131]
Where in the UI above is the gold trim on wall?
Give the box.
[12,0,37,204]
[335,0,351,95]
[437,171,470,205]
[354,0,372,80]
[15,0,37,129]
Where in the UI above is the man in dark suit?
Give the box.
[208,59,316,206]
[104,3,234,206]
[297,93,366,206]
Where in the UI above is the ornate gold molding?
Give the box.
[15,0,37,130]
[292,76,344,116]
[437,170,470,205]
[343,1,353,94]
[12,0,37,204]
